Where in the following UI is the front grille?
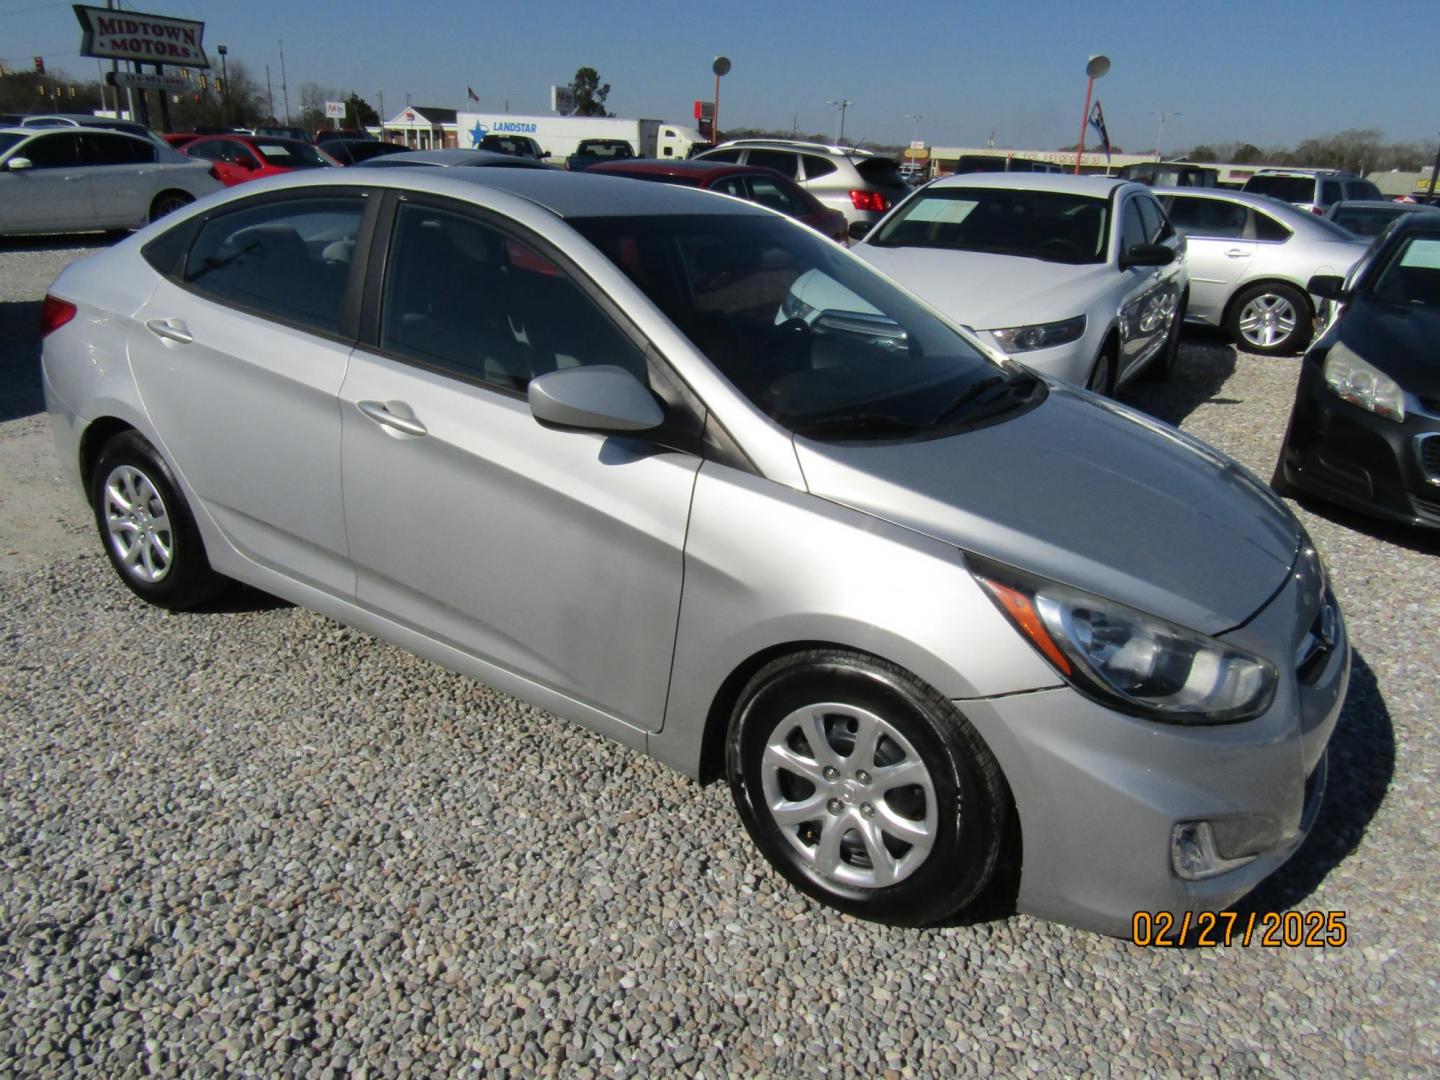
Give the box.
[1412,493,1440,522]
[1418,434,1440,484]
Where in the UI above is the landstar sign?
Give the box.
[73,5,209,68]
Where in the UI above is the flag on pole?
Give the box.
[467,86,479,103]
[1088,101,1112,161]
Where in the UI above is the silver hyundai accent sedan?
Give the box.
[41,168,1348,935]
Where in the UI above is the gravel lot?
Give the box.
[2,239,1437,1077]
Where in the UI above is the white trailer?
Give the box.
[455,113,706,161]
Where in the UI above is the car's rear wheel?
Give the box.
[1228,283,1312,356]
[149,190,193,223]
[726,649,1007,926]
[90,430,225,609]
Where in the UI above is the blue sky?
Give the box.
[5,0,1436,151]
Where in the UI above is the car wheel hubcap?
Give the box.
[103,465,173,583]
[1238,294,1298,349]
[760,703,938,889]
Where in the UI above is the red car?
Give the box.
[183,134,337,186]
[585,159,849,243]
[162,132,202,149]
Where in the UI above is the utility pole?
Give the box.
[217,45,229,126]
[265,65,274,121]
[278,39,290,125]
[1427,132,1440,203]
[826,98,852,145]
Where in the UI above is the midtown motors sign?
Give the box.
[73,5,210,68]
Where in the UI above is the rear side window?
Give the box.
[182,196,366,336]
[1243,175,1314,203]
[1345,180,1382,201]
[1252,211,1292,242]
[801,154,838,179]
[1166,196,1247,238]
[1320,180,1342,206]
[745,150,798,178]
[82,133,155,165]
[747,176,798,216]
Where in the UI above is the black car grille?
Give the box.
[1419,435,1440,484]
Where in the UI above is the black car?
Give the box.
[321,138,409,166]
[1274,214,1440,527]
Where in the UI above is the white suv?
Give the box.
[695,139,911,227]
[848,174,1188,393]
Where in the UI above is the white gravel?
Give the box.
[2,241,1437,1077]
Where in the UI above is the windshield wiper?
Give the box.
[928,375,1013,425]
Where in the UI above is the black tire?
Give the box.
[726,649,1008,927]
[1226,282,1313,356]
[149,190,193,223]
[90,430,225,610]
[1086,338,1117,396]
[1144,290,1187,381]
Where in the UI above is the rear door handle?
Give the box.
[1225,248,1252,259]
[357,400,428,437]
[145,318,193,344]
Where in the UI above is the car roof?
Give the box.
[364,148,548,166]
[589,158,778,180]
[928,172,1131,197]
[202,166,773,220]
[716,138,875,157]
[1329,199,1438,212]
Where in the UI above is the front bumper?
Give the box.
[1280,359,1440,528]
[961,560,1349,937]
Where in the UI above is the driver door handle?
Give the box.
[1225,248,1252,259]
[145,318,193,344]
[357,400,428,437]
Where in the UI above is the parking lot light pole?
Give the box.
[712,56,730,144]
[827,98,853,146]
[217,45,229,127]
[1074,55,1110,175]
[1154,109,1179,163]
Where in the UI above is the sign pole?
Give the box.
[1074,78,1093,176]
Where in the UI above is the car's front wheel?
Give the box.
[726,649,1007,926]
[90,430,225,609]
[1227,282,1312,356]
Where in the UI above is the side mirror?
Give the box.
[539,150,550,159]
[528,365,663,433]
[1308,274,1345,301]
[848,220,873,241]
[1120,243,1176,269]
[6,157,33,171]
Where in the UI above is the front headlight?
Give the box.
[1323,342,1405,422]
[990,315,1087,354]
[970,556,1277,724]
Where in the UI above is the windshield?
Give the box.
[0,132,23,156]
[1244,175,1315,203]
[571,213,1038,438]
[256,141,330,168]
[866,187,1110,264]
[1370,235,1440,310]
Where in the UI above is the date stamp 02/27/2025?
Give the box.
[1131,910,1348,948]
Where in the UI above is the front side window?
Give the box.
[1119,199,1147,255]
[1135,196,1173,243]
[182,196,366,335]
[747,176,798,216]
[1320,180,1342,205]
[701,148,741,163]
[573,213,1035,439]
[21,133,82,169]
[379,202,647,392]
[868,186,1110,265]
[1166,196,1247,239]
[1371,235,1440,309]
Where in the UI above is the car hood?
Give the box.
[1340,298,1440,397]
[794,384,1302,635]
[852,245,1113,330]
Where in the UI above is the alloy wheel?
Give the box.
[102,464,174,583]
[1237,293,1298,350]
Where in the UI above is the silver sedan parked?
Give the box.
[1154,187,1369,354]
[42,169,1347,935]
[0,125,220,236]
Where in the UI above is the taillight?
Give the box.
[40,295,77,337]
[849,189,889,213]
[1311,206,1324,215]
